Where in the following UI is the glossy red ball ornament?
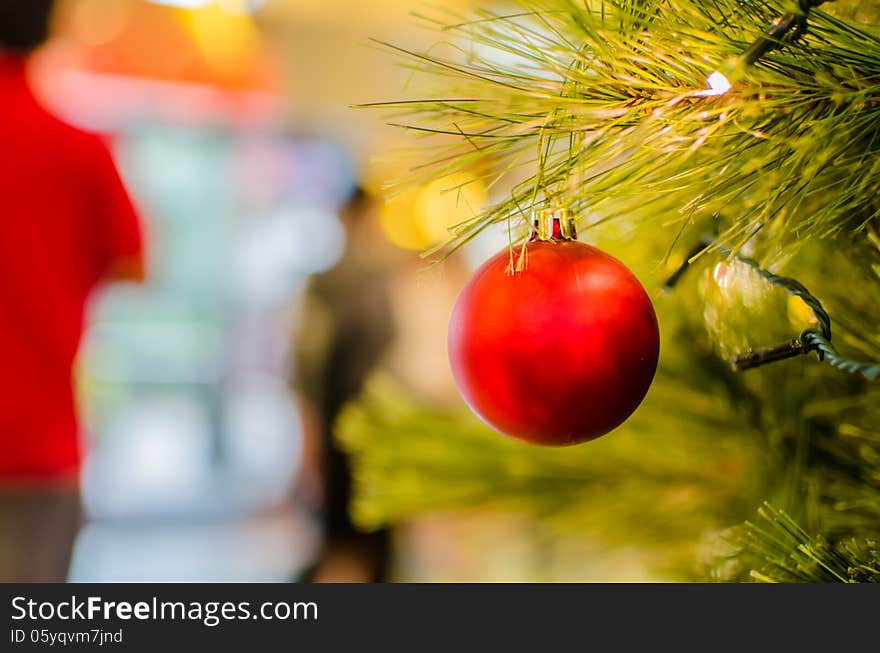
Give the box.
[448,209,659,446]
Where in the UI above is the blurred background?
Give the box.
[2,0,508,582]
[10,0,874,584]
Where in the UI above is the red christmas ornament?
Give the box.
[448,209,659,446]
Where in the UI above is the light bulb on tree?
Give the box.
[705,70,732,96]
[699,1,830,98]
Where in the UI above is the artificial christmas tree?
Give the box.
[346,0,880,581]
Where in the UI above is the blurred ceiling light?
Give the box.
[147,0,267,12]
[42,0,275,93]
[182,1,262,79]
[147,0,211,7]
[70,0,131,46]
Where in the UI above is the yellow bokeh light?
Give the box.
[181,0,261,79]
[787,294,817,330]
[380,188,426,251]
[380,173,487,251]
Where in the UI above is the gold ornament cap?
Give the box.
[530,207,578,242]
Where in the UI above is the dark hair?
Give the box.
[344,185,369,207]
[338,185,375,225]
[0,0,55,52]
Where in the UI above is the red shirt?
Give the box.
[0,54,143,481]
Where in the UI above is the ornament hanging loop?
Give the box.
[530,207,578,242]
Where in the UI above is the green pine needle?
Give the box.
[740,503,880,582]
[363,0,880,262]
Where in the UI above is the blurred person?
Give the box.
[292,187,397,583]
[0,0,145,582]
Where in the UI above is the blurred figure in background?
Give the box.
[0,0,145,582]
[292,187,396,582]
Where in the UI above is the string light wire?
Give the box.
[663,238,880,381]
[702,0,834,96]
